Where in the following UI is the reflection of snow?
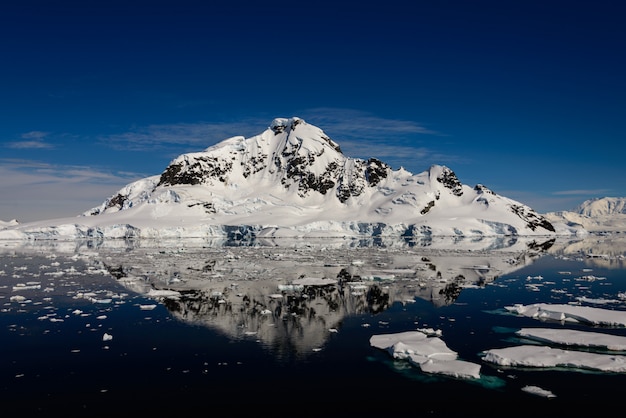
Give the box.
[77,242,540,357]
[292,277,337,286]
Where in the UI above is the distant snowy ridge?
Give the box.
[1,117,575,240]
[0,219,19,229]
[574,197,626,216]
[545,197,626,233]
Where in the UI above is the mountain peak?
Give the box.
[269,117,303,134]
[427,164,463,196]
[0,117,565,241]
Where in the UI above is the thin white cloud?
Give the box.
[0,159,144,185]
[6,141,53,149]
[0,159,149,222]
[295,108,462,169]
[301,107,441,139]
[21,131,49,140]
[100,110,443,153]
[553,189,612,196]
[98,110,456,171]
[5,131,54,149]
[101,120,268,152]
[6,131,54,149]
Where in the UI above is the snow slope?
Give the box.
[1,117,572,240]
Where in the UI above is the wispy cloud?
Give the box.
[335,139,465,171]
[553,189,612,196]
[0,159,148,222]
[301,107,441,139]
[101,120,268,152]
[100,110,442,153]
[0,159,144,185]
[97,109,461,171]
[299,108,462,169]
[6,131,54,149]
[21,131,49,139]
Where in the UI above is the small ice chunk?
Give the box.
[522,385,556,398]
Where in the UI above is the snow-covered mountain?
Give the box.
[573,197,626,217]
[545,197,626,233]
[1,117,567,240]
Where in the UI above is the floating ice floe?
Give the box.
[516,328,626,351]
[504,303,626,327]
[369,330,481,379]
[481,345,626,373]
[12,283,41,291]
[575,296,622,305]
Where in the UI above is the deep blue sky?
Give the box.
[1,0,625,222]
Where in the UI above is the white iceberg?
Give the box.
[504,303,626,327]
[370,330,481,379]
[516,328,626,351]
[482,344,626,373]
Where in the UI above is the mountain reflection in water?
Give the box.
[5,235,559,357]
[2,234,626,415]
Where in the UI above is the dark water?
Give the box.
[1,237,625,416]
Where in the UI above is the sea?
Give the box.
[1,234,625,417]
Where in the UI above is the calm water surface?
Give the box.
[1,236,625,416]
